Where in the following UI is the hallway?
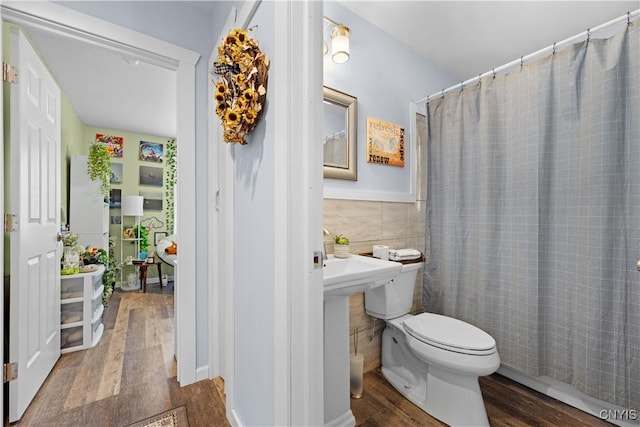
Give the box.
[13,286,229,427]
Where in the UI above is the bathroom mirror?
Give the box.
[323,86,357,180]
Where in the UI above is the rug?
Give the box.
[127,406,189,427]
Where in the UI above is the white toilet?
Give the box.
[365,261,500,426]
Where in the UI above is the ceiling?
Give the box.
[19,1,639,138]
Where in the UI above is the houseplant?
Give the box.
[133,224,149,259]
[87,143,111,199]
[333,233,350,258]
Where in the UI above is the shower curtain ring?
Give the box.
[520,56,524,68]
[492,68,496,79]
[441,89,445,98]
[587,28,591,43]
[628,11,631,26]
[552,42,557,55]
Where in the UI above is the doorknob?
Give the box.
[637,260,640,271]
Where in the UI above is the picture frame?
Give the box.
[139,165,163,187]
[109,189,122,209]
[139,141,163,163]
[154,231,167,245]
[95,133,124,158]
[110,162,123,184]
[140,190,163,211]
[366,117,405,167]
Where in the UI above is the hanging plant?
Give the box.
[212,28,270,145]
[87,143,111,199]
[165,138,177,234]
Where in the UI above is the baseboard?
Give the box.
[230,409,244,427]
[196,365,209,382]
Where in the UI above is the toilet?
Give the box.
[364,260,500,426]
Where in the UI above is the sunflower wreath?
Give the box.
[213,28,270,145]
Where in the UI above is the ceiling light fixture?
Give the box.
[323,16,350,64]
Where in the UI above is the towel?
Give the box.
[388,248,422,261]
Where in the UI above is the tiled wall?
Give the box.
[323,198,426,372]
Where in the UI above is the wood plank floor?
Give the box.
[353,369,610,427]
[13,284,230,427]
[15,282,609,426]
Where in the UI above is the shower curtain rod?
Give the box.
[416,9,639,105]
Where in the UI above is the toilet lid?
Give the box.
[403,313,496,353]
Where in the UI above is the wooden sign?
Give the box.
[366,117,405,167]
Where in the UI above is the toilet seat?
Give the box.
[403,313,496,356]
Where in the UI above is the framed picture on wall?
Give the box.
[109,189,122,209]
[139,166,163,187]
[154,231,167,245]
[366,117,405,167]
[95,133,124,158]
[140,190,163,211]
[110,162,123,184]
[139,141,163,163]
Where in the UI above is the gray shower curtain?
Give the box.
[424,22,639,410]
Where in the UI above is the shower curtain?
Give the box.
[424,22,639,410]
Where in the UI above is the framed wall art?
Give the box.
[139,166,163,187]
[139,141,163,163]
[95,133,124,158]
[366,117,405,167]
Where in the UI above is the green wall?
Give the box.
[83,126,173,280]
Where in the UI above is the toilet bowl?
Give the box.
[364,260,500,426]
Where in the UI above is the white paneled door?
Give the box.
[8,27,61,422]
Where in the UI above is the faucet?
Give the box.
[323,228,331,260]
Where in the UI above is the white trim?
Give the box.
[277,1,325,425]
[1,1,200,386]
[195,365,209,382]
[207,4,239,421]
[408,102,420,200]
[0,16,5,427]
[323,188,416,203]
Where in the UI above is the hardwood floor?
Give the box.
[353,369,610,427]
[15,283,610,426]
[13,283,229,427]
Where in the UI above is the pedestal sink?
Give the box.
[323,254,402,426]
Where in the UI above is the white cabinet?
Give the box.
[60,265,105,353]
[70,155,109,250]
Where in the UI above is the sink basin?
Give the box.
[323,254,402,297]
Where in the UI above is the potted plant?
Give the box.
[333,233,350,258]
[87,143,111,199]
[133,225,149,259]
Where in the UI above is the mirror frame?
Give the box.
[323,86,357,181]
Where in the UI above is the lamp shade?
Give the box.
[121,195,144,217]
[331,25,350,64]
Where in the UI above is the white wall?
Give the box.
[323,2,457,199]
[231,2,277,423]
[55,0,221,369]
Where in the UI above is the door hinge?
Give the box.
[3,62,18,84]
[3,362,18,383]
[4,213,17,232]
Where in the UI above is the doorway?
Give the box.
[1,1,200,421]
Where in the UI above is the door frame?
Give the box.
[1,1,200,385]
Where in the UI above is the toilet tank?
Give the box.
[365,262,423,320]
